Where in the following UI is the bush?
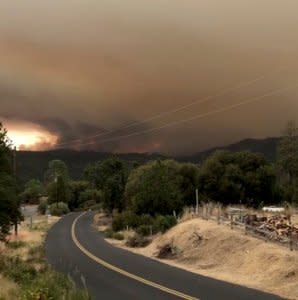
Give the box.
[0,256,37,285]
[79,199,97,210]
[112,215,124,232]
[157,243,178,259]
[112,211,140,232]
[138,214,154,226]
[38,198,48,215]
[49,202,70,216]
[27,244,44,263]
[125,234,150,248]
[6,240,27,249]
[20,270,69,300]
[136,225,152,236]
[113,232,124,240]
[154,215,177,233]
[104,228,114,238]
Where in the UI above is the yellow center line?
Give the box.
[71,212,199,300]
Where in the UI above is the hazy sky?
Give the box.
[1,0,298,154]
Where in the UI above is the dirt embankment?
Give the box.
[105,217,298,300]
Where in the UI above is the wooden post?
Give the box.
[195,189,199,215]
[230,215,234,229]
[289,226,293,251]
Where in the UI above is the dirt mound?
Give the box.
[124,218,298,299]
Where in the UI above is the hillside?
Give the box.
[17,137,280,184]
[183,137,280,163]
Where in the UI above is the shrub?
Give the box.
[0,256,37,285]
[104,228,114,238]
[136,225,152,236]
[125,234,150,248]
[156,243,178,259]
[27,244,44,263]
[113,232,124,240]
[20,269,71,300]
[112,211,140,232]
[6,240,27,249]
[49,202,70,216]
[112,215,124,232]
[38,198,48,215]
[154,215,177,233]
[138,214,154,226]
[79,199,97,210]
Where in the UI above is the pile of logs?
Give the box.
[244,214,298,243]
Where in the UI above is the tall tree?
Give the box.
[278,121,298,203]
[45,160,70,206]
[84,157,129,213]
[20,179,44,204]
[0,123,22,240]
[198,151,276,207]
[125,160,184,216]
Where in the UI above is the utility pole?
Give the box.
[55,173,59,208]
[13,146,18,236]
[195,188,199,215]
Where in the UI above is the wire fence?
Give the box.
[183,204,298,251]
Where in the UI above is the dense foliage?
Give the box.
[277,121,298,204]
[198,151,277,207]
[0,123,23,241]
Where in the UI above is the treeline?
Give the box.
[1,121,297,241]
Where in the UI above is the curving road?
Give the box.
[45,212,282,300]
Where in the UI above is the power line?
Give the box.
[53,69,282,148]
[66,82,298,147]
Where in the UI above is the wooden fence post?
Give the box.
[289,226,293,251]
[230,215,234,229]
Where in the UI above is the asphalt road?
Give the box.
[45,212,282,300]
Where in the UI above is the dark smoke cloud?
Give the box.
[1,0,298,154]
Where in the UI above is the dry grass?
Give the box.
[0,216,61,299]
[109,217,298,300]
[0,274,18,300]
[93,213,112,232]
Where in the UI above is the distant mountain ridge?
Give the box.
[17,137,280,184]
[183,137,280,163]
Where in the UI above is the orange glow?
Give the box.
[8,130,57,150]
[4,119,58,150]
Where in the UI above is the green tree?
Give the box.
[125,160,184,216]
[45,160,69,184]
[47,175,70,206]
[178,163,200,206]
[78,189,102,208]
[84,157,129,213]
[0,123,23,240]
[198,151,276,207]
[278,121,298,204]
[68,180,89,210]
[45,160,70,206]
[20,179,44,204]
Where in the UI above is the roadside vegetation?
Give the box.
[0,216,90,300]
